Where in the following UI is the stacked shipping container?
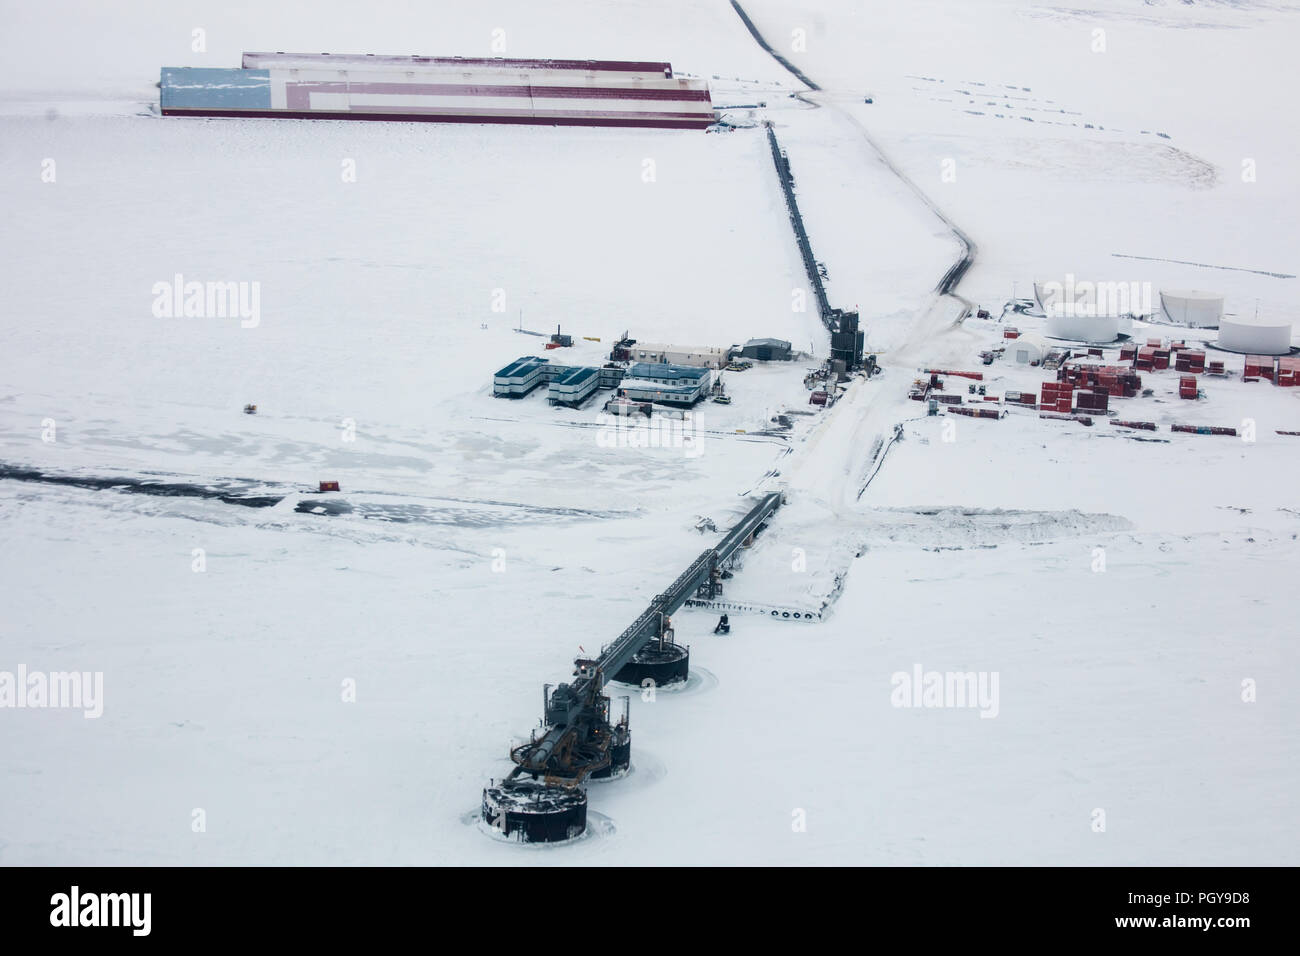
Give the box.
[948,406,1001,420]
[1244,355,1273,381]
[1172,424,1237,436]
[1060,363,1141,397]
[1040,380,1074,414]
[1074,389,1109,413]
[1280,357,1300,387]
[1133,344,1172,370]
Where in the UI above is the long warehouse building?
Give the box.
[161,54,715,129]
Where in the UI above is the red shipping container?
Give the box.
[319,480,340,492]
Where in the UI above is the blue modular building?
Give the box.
[493,357,625,401]
[548,366,600,407]
[620,362,711,405]
[617,381,702,406]
[494,356,551,397]
[597,366,626,389]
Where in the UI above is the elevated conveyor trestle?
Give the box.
[503,491,784,786]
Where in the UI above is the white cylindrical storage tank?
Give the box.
[1217,316,1293,355]
[1160,290,1223,328]
[1034,279,1092,317]
[1045,313,1122,342]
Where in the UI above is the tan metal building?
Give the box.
[627,343,728,369]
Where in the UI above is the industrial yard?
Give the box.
[1,0,1297,870]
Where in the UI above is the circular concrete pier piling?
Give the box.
[481,781,587,843]
[613,642,689,687]
[590,726,632,780]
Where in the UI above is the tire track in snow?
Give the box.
[728,0,823,91]
[729,0,976,307]
[730,1,980,513]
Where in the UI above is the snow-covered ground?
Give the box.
[1,0,1296,865]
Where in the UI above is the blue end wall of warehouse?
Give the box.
[161,68,272,110]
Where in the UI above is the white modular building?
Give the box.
[627,343,729,368]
